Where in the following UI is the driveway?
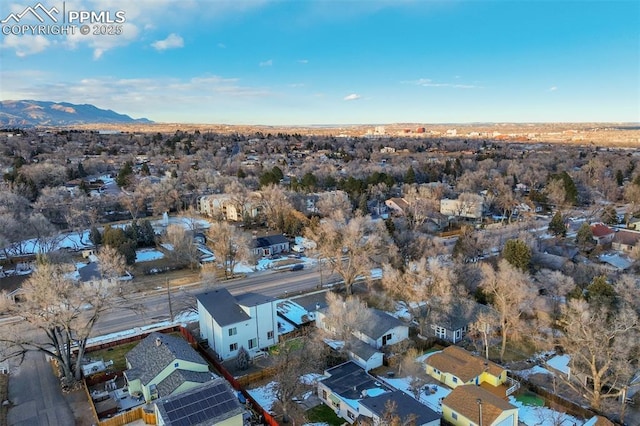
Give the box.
[8,350,75,426]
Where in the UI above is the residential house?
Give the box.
[124,332,215,403]
[583,416,615,426]
[612,229,640,253]
[197,289,279,360]
[252,234,290,257]
[423,298,494,343]
[590,223,615,245]
[440,193,484,220]
[442,385,518,426]
[354,309,409,349]
[358,390,440,426]
[277,290,330,327]
[317,361,392,423]
[385,198,410,216]
[345,339,384,372]
[317,307,409,349]
[425,346,514,396]
[155,377,244,426]
[629,219,640,232]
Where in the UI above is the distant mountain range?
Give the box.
[0,100,153,127]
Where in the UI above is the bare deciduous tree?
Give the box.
[322,292,373,343]
[305,212,388,295]
[163,224,200,268]
[0,258,135,387]
[206,221,251,278]
[480,259,534,362]
[557,299,639,410]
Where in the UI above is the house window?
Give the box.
[435,326,447,339]
[455,329,462,340]
[229,343,238,352]
[452,412,458,420]
[347,411,355,420]
[322,390,327,400]
[248,338,257,349]
[267,331,274,340]
[229,327,237,336]
[174,362,179,368]
[452,377,458,383]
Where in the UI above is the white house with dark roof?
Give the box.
[155,377,245,426]
[124,332,216,403]
[358,390,440,426]
[317,361,392,423]
[196,288,279,360]
[252,234,290,257]
[352,309,409,349]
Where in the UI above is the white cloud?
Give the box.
[548,86,558,92]
[405,78,480,89]
[1,34,50,57]
[151,33,184,51]
[343,93,361,101]
[259,59,273,67]
[297,59,309,64]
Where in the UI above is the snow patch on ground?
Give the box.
[514,365,553,379]
[509,396,583,426]
[546,354,571,375]
[248,381,278,413]
[135,248,165,262]
[378,375,450,414]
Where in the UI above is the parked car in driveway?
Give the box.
[290,264,304,271]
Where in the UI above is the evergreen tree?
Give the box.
[404,166,416,184]
[116,161,134,188]
[600,205,618,225]
[236,167,246,179]
[615,169,624,186]
[586,275,615,310]
[548,211,567,237]
[140,163,150,176]
[77,162,87,178]
[576,222,595,251]
[89,226,102,246]
[502,239,531,272]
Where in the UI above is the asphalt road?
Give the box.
[91,267,337,337]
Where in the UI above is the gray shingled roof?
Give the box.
[427,298,494,331]
[155,369,215,398]
[254,234,289,248]
[359,390,440,424]
[347,339,381,361]
[322,361,390,400]
[196,289,251,327]
[359,309,405,340]
[155,377,244,426]
[236,292,276,307]
[125,332,208,386]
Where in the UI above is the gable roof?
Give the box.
[442,385,516,425]
[426,346,504,382]
[613,229,640,246]
[427,298,493,331]
[156,369,215,398]
[125,332,208,386]
[322,361,390,400]
[348,338,382,361]
[359,309,405,340]
[359,390,440,424]
[155,377,244,426]
[590,223,615,238]
[196,289,251,327]
[254,234,289,248]
[235,292,276,308]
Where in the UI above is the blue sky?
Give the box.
[1,0,638,124]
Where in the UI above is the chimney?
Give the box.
[155,337,162,347]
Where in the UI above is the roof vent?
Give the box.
[155,337,162,347]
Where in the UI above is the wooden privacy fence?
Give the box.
[97,406,155,426]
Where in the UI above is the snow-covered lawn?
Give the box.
[135,248,165,262]
[546,354,570,375]
[513,365,553,379]
[378,376,450,414]
[509,396,583,426]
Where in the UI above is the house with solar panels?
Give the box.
[124,332,217,403]
[154,377,245,426]
[196,288,279,360]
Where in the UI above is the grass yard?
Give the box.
[85,341,139,372]
[268,337,304,356]
[0,373,8,426]
[515,391,545,407]
[306,404,343,426]
[488,338,539,363]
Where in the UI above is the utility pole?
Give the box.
[167,278,174,322]
[477,398,483,426]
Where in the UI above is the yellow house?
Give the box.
[425,346,506,389]
[442,385,518,426]
[125,332,215,402]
